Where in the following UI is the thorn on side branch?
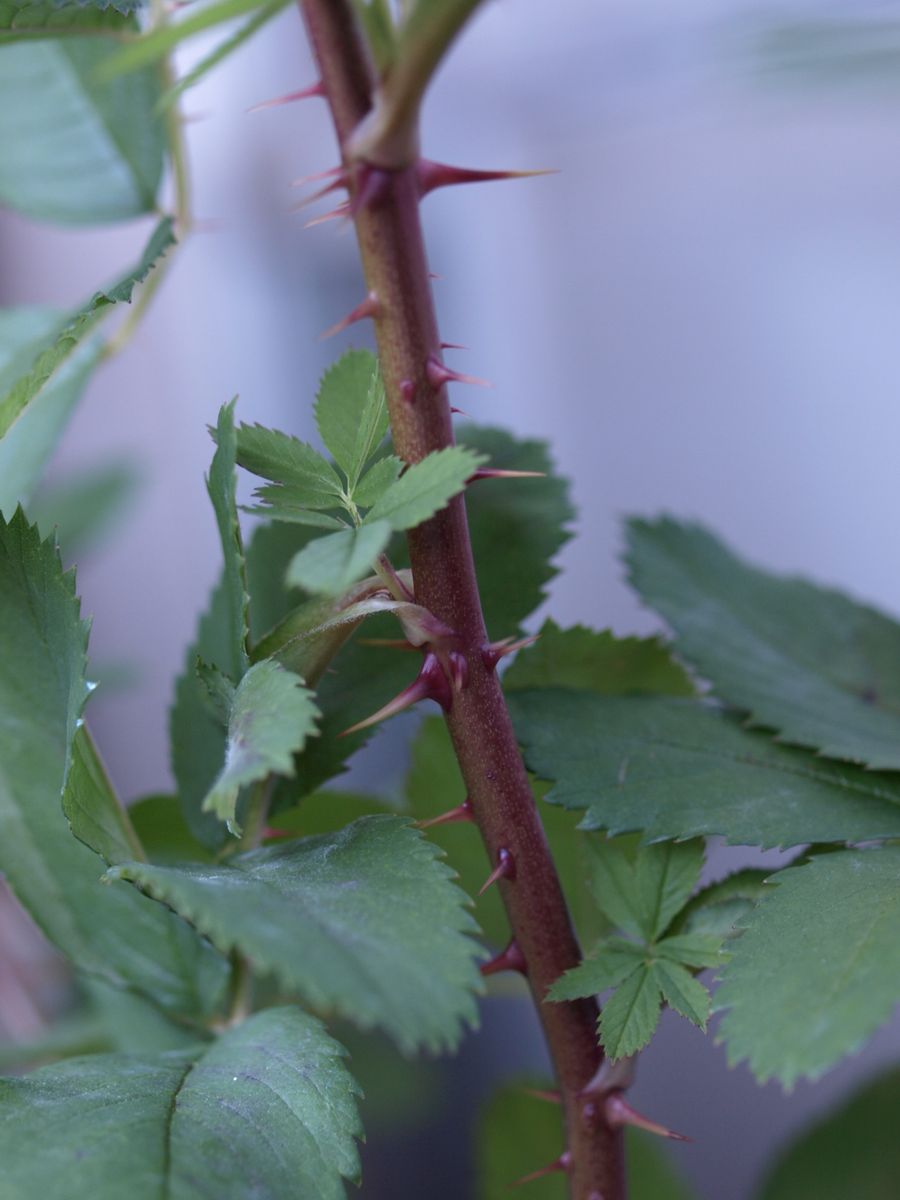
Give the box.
[416,159,557,198]
[248,81,324,113]
[425,354,492,390]
[511,1151,571,1188]
[319,291,379,340]
[416,797,474,829]
[339,651,452,737]
[481,634,540,672]
[479,847,516,895]
[480,938,527,978]
[605,1092,690,1142]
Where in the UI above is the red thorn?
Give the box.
[290,174,348,213]
[468,468,546,483]
[350,164,393,216]
[304,201,351,229]
[522,1087,561,1105]
[441,341,467,351]
[339,651,452,736]
[605,1093,690,1142]
[425,354,492,390]
[417,798,474,829]
[481,633,540,672]
[479,847,516,895]
[480,938,527,978]
[248,81,324,113]
[429,272,442,280]
[449,406,470,417]
[291,165,344,189]
[511,1151,571,1188]
[399,379,416,405]
[416,159,557,198]
[319,291,379,340]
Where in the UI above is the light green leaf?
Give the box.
[717,847,900,1086]
[207,400,250,682]
[353,453,402,507]
[757,1066,900,1200]
[672,869,770,941]
[366,444,484,531]
[599,964,663,1059]
[587,836,704,942]
[547,938,645,1001]
[286,520,393,596]
[0,1,135,41]
[112,815,483,1053]
[0,1007,363,1200]
[504,620,693,695]
[0,36,165,223]
[509,690,900,848]
[0,309,100,517]
[0,510,227,1019]
[314,349,388,488]
[234,422,344,506]
[654,933,726,970]
[0,218,174,440]
[627,517,900,770]
[201,659,319,832]
[653,959,710,1029]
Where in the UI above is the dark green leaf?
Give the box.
[234,421,344,506]
[0,1,135,41]
[672,869,771,940]
[599,965,662,1059]
[627,517,900,769]
[653,959,710,1029]
[207,400,250,681]
[509,690,900,848]
[62,726,143,866]
[353,452,402,507]
[0,1007,362,1200]
[655,933,726,970]
[286,520,392,596]
[127,794,213,864]
[314,349,388,489]
[717,847,900,1086]
[366,444,485,531]
[112,815,484,1052]
[547,938,645,1001]
[0,36,165,223]
[587,835,704,942]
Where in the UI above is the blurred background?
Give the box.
[2,0,900,1196]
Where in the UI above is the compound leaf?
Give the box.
[588,836,704,942]
[365,444,485,531]
[286,520,392,596]
[314,349,388,489]
[599,963,662,1060]
[207,400,250,681]
[653,959,710,1029]
[547,938,645,1001]
[234,422,344,507]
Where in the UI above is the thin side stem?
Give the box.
[296,5,625,1197]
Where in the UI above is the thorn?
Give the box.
[291,165,344,189]
[400,379,416,405]
[289,173,348,213]
[605,1093,690,1142]
[339,651,452,736]
[429,271,442,280]
[511,1151,571,1188]
[468,468,546,483]
[447,649,468,692]
[479,847,516,895]
[449,406,470,417]
[522,1087,561,1105]
[303,201,351,229]
[319,291,379,340]
[441,341,467,351]
[349,164,393,216]
[425,354,492,390]
[480,938,527,978]
[481,634,540,672]
[416,158,557,198]
[417,797,474,829]
[248,81,324,113]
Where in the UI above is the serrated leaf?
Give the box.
[246,490,347,528]
[460,425,573,635]
[757,1066,900,1200]
[62,726,142,867]
[547,938,645,1001]
[0,309,100,517]
[587,836,704,942]
[509,690,900,848]
[0,510,227,1019]
[366,444,484,531]
[654,933,725,970]
[672,868,770,940]
[234,422,345,506]
[207,401,250,681]
[504,620,694,695]
[314,349,388,488]
[717,847,900,1086]
[0,1007,363,1200]
[653,959,710,1029]
[0,1,135,41]
[627,517,900,770]
[286,520,393,596]
[112,815,484,1052]
[202,659,319,832]
[30,460,138,557]
[599,964,663,1059]
[0,35,165,223]
[353,453,402,507]
[0,219,174,440]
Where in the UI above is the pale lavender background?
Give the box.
[2,1,900,1195]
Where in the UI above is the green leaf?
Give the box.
[0,1,135,41]
[0,36,165,223]
[672,868,770,940]
[461,425,573,635]
[62,727,143,867]
[653,959,710,1029]
[599,964,663,1059]
[757,1066,900,1200]
[0,510,227,1019]
[30,460,138,556]
[351,0,395,70]
[0,309,100,517]
[127,794,213,864]
[509,690,900,848]
[234,421,344,506]
[0,1007,363,1200]
[716,846,900,1086]
[547,937,645,1001]
[111,815,484,1053]
[207,400,250,681]
[587,836,704,942]
[0,218,174,440]
[201,659,319,833]
[654,933,726,970]
[353,452,402,507]
[366,444,485,531]
[627,517,900,770]
[286,520,393,596]
[314,349,389,489]
[504,620,694,695]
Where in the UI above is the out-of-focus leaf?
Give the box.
[30,461,138,556]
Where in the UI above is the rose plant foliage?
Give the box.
[0,2,897,1197]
